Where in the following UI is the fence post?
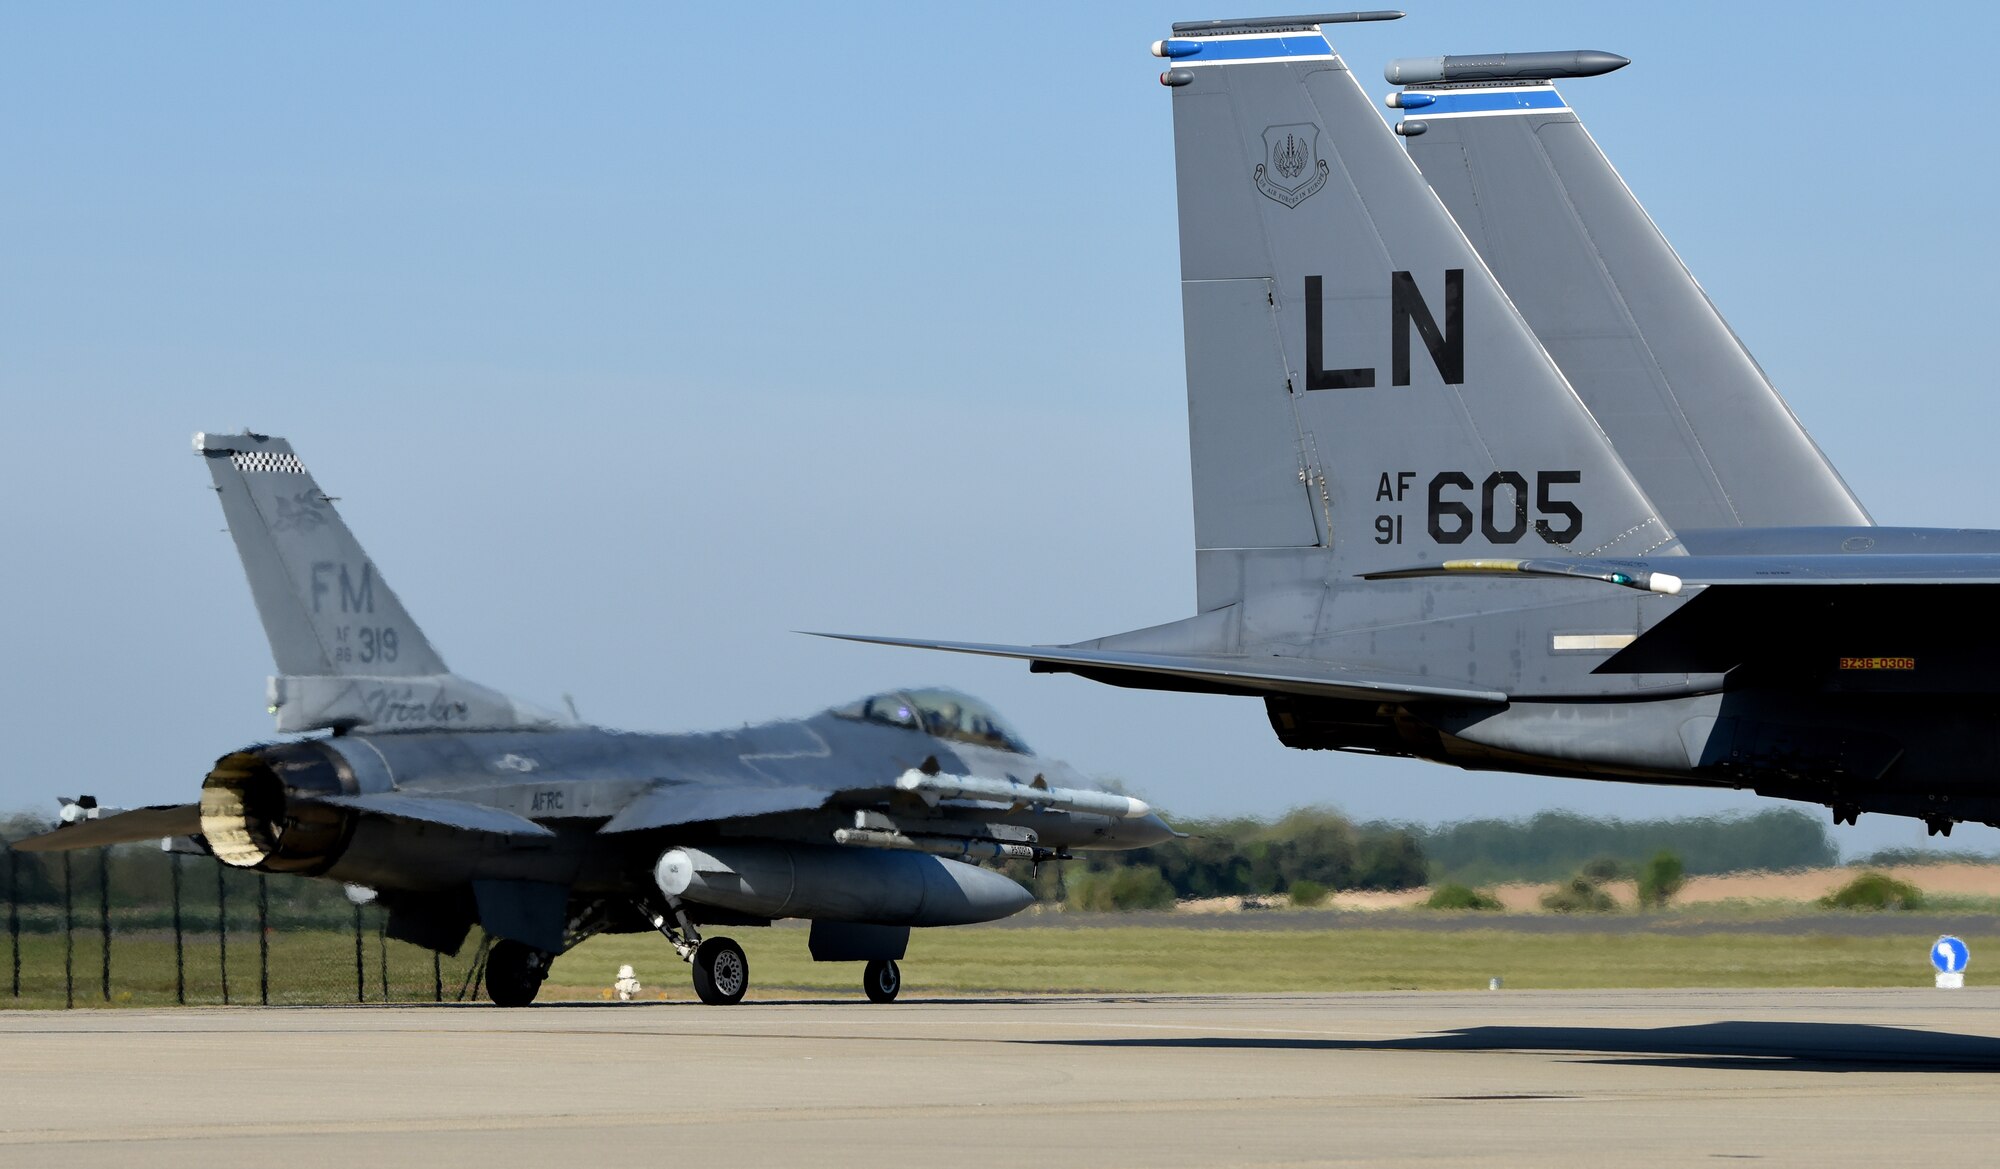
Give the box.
[433,949,442,1004]
[62,852,73,1010]
[353,903,365,1004]
[217,865,229,1006]
[8,849,19,999]
[377,918,389,1003]
[98,848,110,1004]
[257,875,269,1007]
[171,853,185,1006]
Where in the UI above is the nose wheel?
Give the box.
[692,936,749,1005]
[863,958,901,1003]
[642,895,751,1005]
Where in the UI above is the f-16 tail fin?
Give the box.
[195,432,562,734]
[1159,16,1676,612]
[198,432,445,678]
[1395,61,1869,530]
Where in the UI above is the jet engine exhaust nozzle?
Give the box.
[198,742,356,875]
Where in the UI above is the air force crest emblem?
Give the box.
[1255,124,1329,208]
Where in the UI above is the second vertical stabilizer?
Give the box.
[1397,67,1869,530]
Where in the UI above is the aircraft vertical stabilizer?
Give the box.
[1159,18,1677,614]
[195,431,560,733]
[1395,67,1870,530]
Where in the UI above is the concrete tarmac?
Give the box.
[5,989,2000,1167]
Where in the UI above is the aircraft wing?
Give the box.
[810,633,1509,704]
[315,793,557,837]
[598,784,836,835]
[10,804,202,852]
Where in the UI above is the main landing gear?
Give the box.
[486,939,552,1008]
[863,958,901,1003]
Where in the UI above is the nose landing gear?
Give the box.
[642,898,917,1006]
[644,895,754,1004]
[692,936,749,1005]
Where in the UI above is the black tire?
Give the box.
[691,937,748,1005]
[863,958,901,1003]
[486,940,548,1008]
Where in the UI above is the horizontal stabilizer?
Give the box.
[314,793,556,837]
[599,784,835,835]
[810,633,1507,705]
[10,804,202,852]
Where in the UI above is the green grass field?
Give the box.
[0,923,1982,1008]
[0,930,480,1009]
[555,925,1983,1001]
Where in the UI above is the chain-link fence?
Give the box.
[2,840,491,1009]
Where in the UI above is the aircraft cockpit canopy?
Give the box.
[833,688,1033,754]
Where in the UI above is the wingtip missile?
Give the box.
[894,769,1154,820]
[1385,50,1629,86]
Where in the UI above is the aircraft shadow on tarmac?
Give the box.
[1029,1022,2000,1074]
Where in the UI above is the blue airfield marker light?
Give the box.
[1932,935,1970,988]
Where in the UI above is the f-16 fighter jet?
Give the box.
[15,433,1171,1006]
[828,12,2000,840]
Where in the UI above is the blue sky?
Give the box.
[5,2,1996,857]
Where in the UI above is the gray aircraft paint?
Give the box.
[831,15,2000,839]
[200,432,447,678]
[1167,32,1680,621]
[1397,76,1869,530]
[196,432,567,734]
[20,433,1172,1004]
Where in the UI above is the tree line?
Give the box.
[1027,806,1838,910]
[7,804,1842,916]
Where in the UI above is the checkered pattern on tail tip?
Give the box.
[229,451,305,474]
